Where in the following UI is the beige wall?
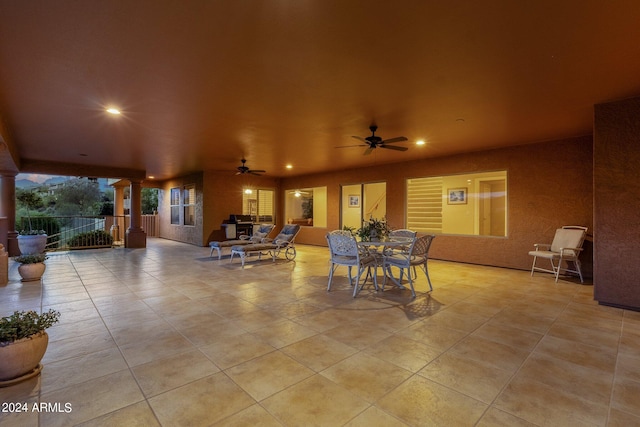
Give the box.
[280,136,594,274]
[341,184,362,230]
[441,174,475,235]
[593,96,640,310]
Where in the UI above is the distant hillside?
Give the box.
[15,179,40,189]
[43,176,70,186]
[16,176,111,191]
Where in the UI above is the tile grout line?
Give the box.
[69,250,165,427]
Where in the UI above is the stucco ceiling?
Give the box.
[1,1,639,181]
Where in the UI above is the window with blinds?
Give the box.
[406,171,507,236]
[183,185,196,226]
[406,177,443,233]
[170,188,180,225]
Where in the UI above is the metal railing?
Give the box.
[18,215,159,251]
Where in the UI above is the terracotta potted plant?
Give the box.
[14,253,48,282]
[0,309,60,386]
[16,190,47,255]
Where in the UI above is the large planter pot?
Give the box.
[18,263,46,282]
[17,234,48,255]
[0,332,48,385]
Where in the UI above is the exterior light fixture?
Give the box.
[294,190,301,197]
[244,188,253,195]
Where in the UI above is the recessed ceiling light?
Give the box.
[148,176,155,179]
[286,164,293,169]
[106,108,121,115]
[416,140,426,146]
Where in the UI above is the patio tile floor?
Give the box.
[1,238,639,426]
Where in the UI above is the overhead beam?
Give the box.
[20,158,147,181]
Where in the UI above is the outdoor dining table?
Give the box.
[356,236,414,289]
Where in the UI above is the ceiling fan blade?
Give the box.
[335,144,367,148]
[347,128,408,155]
[381,144,408,151]
[249,172,263,176]
[250,169,266,173]
[381,136,408,144]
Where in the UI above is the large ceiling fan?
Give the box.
[235,159,265,176]
[337,125,409,155]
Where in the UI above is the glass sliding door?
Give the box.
[341,182,386,230]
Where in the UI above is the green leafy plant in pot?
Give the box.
[16,190,47,255]
[0,309,60,386]
[356,217,391,241]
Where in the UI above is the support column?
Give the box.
[112,184,125,242]
[593,96,640,310]
[0,173,19,256]
[125,179,146,248]
[114,186,125,216]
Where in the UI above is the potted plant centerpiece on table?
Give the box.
[16,190,47,255]
[0,309,60,386]
[356,217,391,241]
[13,253,49,282]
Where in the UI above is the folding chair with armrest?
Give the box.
[528,226,587,283]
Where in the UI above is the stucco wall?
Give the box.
[280,136,594,274]
[593,96,640,310]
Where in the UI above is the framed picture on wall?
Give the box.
[447,188,467,205]
[348,195,360,208]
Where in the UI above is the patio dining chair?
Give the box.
[326,230,378,298]
[382,234,436,298]
[384,228,417,256]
